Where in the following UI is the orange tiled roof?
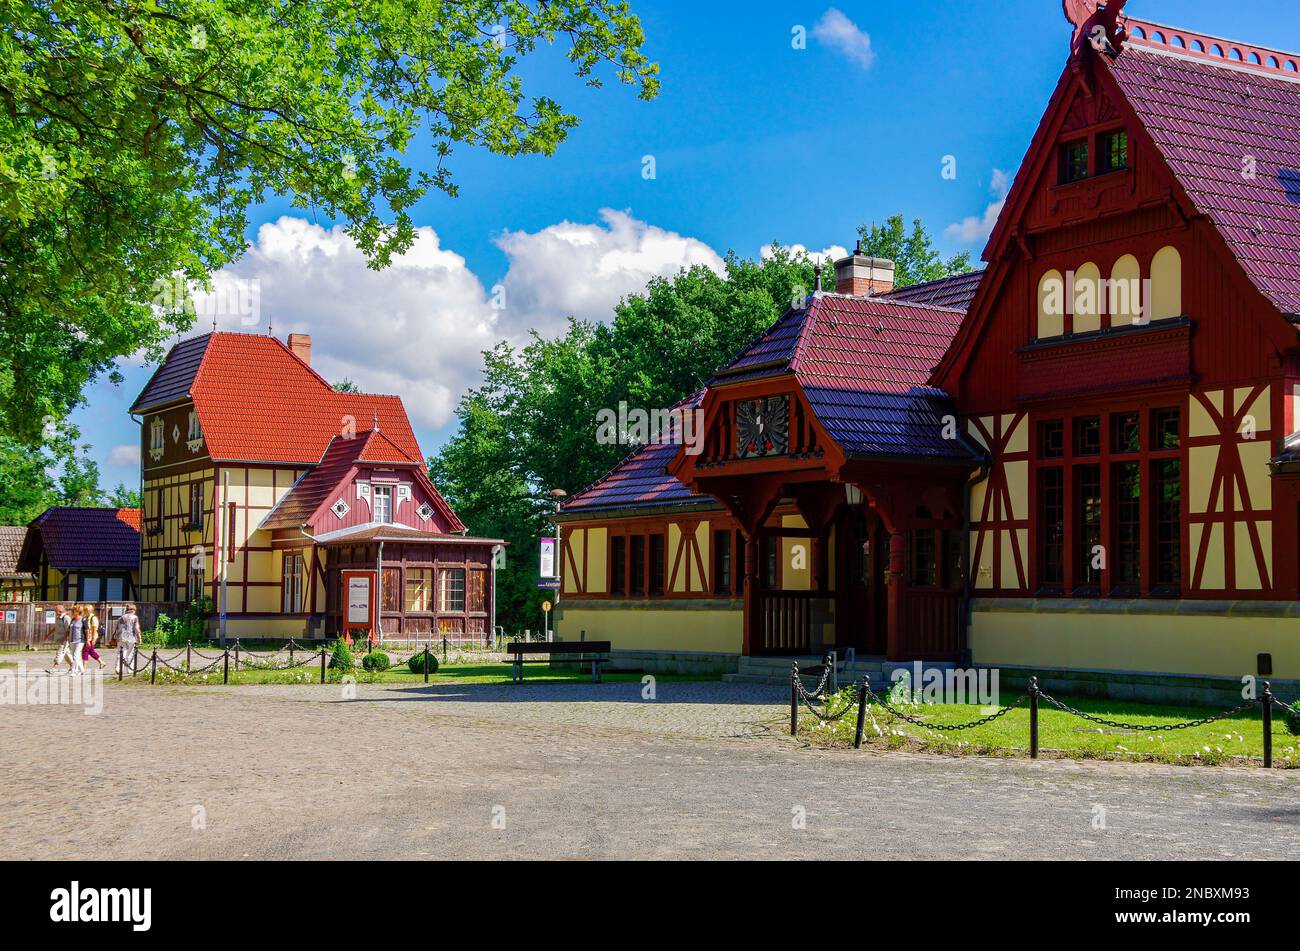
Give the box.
[131,333,424,465]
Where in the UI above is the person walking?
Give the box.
[47,605,74,672]
[81,605,106,671]
[116,603,141,676]
[68,607,85,675]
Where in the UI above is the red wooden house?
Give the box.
[555,6,1300,693]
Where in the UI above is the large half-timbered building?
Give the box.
[131,331,502,641]
[555,6,1300,692]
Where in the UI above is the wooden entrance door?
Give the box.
[837,507,887,655]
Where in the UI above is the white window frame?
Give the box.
[372,485,393,524]
[281,553,303,613]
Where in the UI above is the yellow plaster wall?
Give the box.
[586,527,608,594]
[1072,262,1102,334]
[781,514,811,591]
[1151,246,1182,320]
[1109,253,1142,326]
[556,605,742,654]
[972,608,1300,680]
[1037,269,1064,339]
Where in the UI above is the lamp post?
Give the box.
[548,488,567,642]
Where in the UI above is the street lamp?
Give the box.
[547,489,567,642]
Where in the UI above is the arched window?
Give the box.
[1109,254,1142,327]
[1037,270,1065,340]
[1073,263,1102,334]
[1151,246,1183,320]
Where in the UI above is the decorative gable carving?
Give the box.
[331,499,350,519]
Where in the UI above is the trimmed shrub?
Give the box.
[407,649,439,674]
[362,651,391,671]
[328,637,354,671]
[1286,703,1300,737]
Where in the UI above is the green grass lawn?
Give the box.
[800,688,1300,766]
[121,659,710,687]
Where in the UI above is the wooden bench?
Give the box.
[503,640,612,684]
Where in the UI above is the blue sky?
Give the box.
[74,0,1300,493]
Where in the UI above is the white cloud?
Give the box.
[194,216,499,431]
[188,211,723,434]
[495,209,724,340]
[107,444,140,466]
[945,168,1012,244]
[760,242,849,265]
[812,9,876,70]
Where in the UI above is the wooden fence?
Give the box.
[0,601,183,648]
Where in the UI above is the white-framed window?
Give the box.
[149,417,165,459]
[281,552,303,613]
[187,410,202,441]
[373,485,393,524]
[416,502,433,522]
[331,498,350,519]
[440,568,465,613]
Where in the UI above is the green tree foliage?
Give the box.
[430,227,971,630]
[333,379,362,394]
[0,426,113,523]
[857,215,973,288]
[107,484,143,509]
[0,0,659,443]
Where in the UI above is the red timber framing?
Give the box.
[671,378,970,661]
[932,23,1300,605]
[319,541,492,640]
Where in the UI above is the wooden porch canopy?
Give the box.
[669,289,986,659]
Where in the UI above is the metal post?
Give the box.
[1262,681,1273,769]
[186,639,192,671]
[319,648,326,684]
[854,677,869,749]
[442,635,448,663]
[827,651,838,695]
[1029,675,1040,759]
[790,663,799,736]
[118,650,124,681]
[223,649,230,685]
[234,639,239,674]
[423,642,430,683]
[289,641,294,666]
[150,648,157,685]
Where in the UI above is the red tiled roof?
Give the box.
[566,293,980,513]
[261,430,462,532]
[788,294,967,393]
[1106,42,1300,314]
[131,333,424,465]
[19,507,141,571]
[561,441,710,515]
[880,271,985,311]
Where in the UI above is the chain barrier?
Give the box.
[793,672,860,722]
[1037,690,1258,732]
[791,663,1289,765]
[864,682,1029,732]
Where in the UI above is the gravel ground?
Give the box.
[2,656,1298,860]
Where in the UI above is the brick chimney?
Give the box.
[834,248,895,296]
[287,333,311,366]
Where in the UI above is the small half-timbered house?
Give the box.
[130,331,502,641]
[17,507,141,602]
[556,6,1300,693]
